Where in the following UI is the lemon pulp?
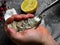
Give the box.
[21,0,38,13]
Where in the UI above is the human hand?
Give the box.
[4,14,58,45]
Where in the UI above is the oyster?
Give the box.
[7,17,41,32]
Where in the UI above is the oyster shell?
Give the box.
[7,17,41,32]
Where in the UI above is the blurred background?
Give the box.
[0,0,60,45]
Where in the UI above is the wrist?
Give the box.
[41,34,58,45]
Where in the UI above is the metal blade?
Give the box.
[38,0,60,18]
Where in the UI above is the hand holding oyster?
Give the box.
[6,14,41,32]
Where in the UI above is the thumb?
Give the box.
[36,25,50,35]
[6,28,25,41]
[6,28,17,38]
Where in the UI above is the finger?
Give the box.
[14,14,34,21]
[6,28,24,40]
[5,27,25,41]
[21,14,34,19]
[26,14,34,18]
[5,28,17,37]
[5,16,14,24]
[13,14,26,21]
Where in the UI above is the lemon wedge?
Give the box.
[21,0,38,13]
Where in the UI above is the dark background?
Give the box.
[0,0,60,45]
